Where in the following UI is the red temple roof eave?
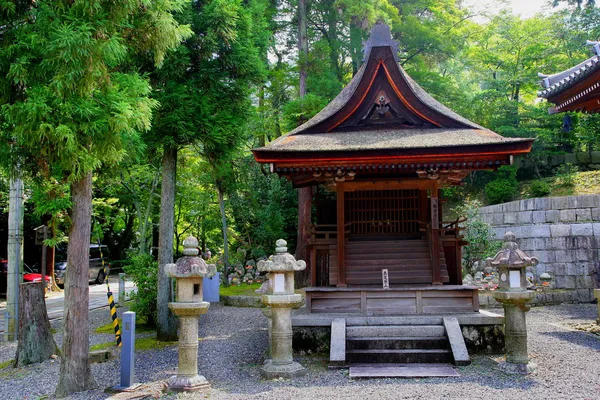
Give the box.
[252,146,533,165]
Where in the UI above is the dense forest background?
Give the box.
[2,0,600,269]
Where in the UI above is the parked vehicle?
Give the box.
[54,244,110,286]
[0,260,52,296]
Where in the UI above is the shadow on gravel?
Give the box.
[540,330,600,351]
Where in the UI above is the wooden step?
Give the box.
[346,349,452,364]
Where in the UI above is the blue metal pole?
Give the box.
[121,311,135,387]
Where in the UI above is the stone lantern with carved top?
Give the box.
[258,239,306,379]
[486,231,538,374]
[164,236,216,392]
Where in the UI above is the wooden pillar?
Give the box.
[310,244,317,287]
[430,183,442,285]
[336,183,346,287]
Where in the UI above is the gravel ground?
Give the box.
[0,303,599,400]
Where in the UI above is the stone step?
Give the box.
[346,325,446,338]
[346,336,449,350]
[349,363,459,378]
[346,349,452,364]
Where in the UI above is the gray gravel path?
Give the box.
[0,303,599,400]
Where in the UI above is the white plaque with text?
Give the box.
[382,269,389,289]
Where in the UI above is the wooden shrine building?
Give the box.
[253,24,534,316]
[539,40,600,113]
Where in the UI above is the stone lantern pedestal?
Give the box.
[258,239,306,379]
[488,232,538,375]
[164,236,216,392]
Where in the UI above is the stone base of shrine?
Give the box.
[291,306,505,354]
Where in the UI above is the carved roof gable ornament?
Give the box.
[363,23,400,63]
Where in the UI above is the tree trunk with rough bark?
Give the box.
[298,0,308,97]
[157,146,178,341]
[55,172,98,398]
[295,186,312,288]
[15,282,58,367]
[218,185,230,287]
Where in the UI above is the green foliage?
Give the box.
[485,166,519,205]
[123,253,158,325]
[556,163,579,187]
[454,199,501,274]
[283,94,329,131]
[530,180,551,197]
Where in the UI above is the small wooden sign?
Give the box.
[382,269,389,289]
[431,197,439,229]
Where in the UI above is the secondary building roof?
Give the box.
[538,41,600,114]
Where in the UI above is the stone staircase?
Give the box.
[345,324,452,364]
[330,317,469,376]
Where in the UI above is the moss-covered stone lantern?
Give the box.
[257,239,306,379]
[486,231,538,375]
[164,236,216,392]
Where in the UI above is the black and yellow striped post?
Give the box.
[99,243,121,347]
[107,289,122,347]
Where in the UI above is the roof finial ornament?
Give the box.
[362,23,399,63]
[586,40,600,56]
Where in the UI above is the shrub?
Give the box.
[454,199,502,274]
[123,253,158,326]
[556,162,578,187]
[530,180,551,197]
[485,165,519,204]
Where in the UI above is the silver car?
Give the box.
[54,244,110,285]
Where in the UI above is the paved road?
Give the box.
[0,276,136,335]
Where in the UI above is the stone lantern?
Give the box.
[164,236,216,392]
[257,239,306,379]
[487,231,538,375]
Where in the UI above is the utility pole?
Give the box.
[5,170,24,341]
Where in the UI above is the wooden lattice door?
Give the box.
[345,189,420,236]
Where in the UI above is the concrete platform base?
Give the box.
[261,360,307,379]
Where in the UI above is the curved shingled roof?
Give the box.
[538,41,600,99]
[254,24,533,158]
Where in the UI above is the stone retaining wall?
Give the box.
[479,194,600,297]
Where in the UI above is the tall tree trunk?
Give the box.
[295,186,312,288]
[350,18,362,76]
[157,146,178,341]
[218,185,230,287]
[138,170,159,254]
[6,172,24,341]
[327,3,342,82]
[298,0,308,97]
[15,282,58,366]
[296,0,311,287]
[55,172,97,398]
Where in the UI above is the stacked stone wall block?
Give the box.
[559,209,576,222]
[551,197,569,210]
[520,199,536,211]
[517,211,533,224]
[478,195,600,290]
[503,201,521,213]
[575,208,592,221]
[532,211,546,224]
[545,210,559,223]
[572,223,593,236]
